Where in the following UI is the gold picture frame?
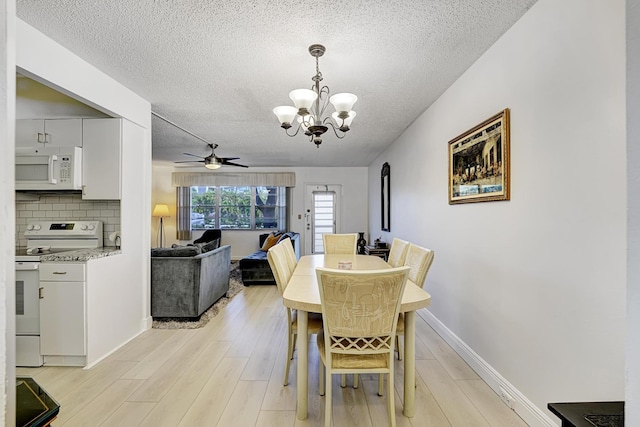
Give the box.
[448,109,510,204]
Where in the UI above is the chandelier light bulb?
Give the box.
[329,93,358,114]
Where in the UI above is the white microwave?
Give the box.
[16,146,82,190]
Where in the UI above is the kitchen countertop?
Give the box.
[40,247,121,262]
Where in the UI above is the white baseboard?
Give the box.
[418,309,557,427]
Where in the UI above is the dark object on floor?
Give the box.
[239,232,300,285]
[193,229,221,244]
[17,376,60,427]
[548,401,624,427]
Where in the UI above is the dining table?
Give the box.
[282,253,432,420]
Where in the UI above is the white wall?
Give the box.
[368,1,626,425]
[1,1,16,424]
[152,165,368,258]
[627,0,640,424]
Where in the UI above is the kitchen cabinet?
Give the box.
[39,263,86,364]
[16,119,83,148]
[82,118,122,200]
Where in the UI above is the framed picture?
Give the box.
[448,108,510,204]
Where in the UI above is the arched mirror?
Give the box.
[381,162,390,231]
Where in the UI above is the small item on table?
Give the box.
[338,260,352,270]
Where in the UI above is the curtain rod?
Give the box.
[151,111,213,147]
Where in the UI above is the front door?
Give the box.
[304,184,342,254]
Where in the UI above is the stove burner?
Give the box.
[26,246,51,255]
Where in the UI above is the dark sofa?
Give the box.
[151,242,231,318]
[239,232,300,285]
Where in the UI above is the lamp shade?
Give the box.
[329,93,357,113]
[273,106,298,125]
[289,89,318,110]
[152,204,170,217]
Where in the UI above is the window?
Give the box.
[190,186,286,230]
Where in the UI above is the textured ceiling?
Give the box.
[16,0,537,168]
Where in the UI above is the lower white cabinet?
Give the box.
[39,263,86,361]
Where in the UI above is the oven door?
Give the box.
[16,262,40,334]
[16,261,43,367]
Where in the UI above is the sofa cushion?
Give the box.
[260,233,281,251]
[276,232,294,244]
[198,238,220,253]
[151,246,200,257]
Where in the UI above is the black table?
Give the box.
[548,402,624,427]
[17,376,60,427]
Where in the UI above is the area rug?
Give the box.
[152,261,244,329]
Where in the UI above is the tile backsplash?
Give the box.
[15,193,120,248]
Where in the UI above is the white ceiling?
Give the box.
[16,0,537,168]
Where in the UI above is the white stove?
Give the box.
[15,220,103,367]
[16,220,103,261]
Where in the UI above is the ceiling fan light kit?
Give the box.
[273,44,357,147]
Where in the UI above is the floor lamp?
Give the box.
[152,204,170,248]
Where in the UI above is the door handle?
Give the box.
[39,287,43,299]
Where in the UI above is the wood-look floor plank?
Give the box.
[177,357,248,426]
[361,378,413,427]
[260,333,298,411]
[255,410,297,427]
[120,329,197,380]
[457,379,529,427]
[127,328,218,402]
[217,380,269,427]
[415,311,479,381]
[393,359,452,427]
[99,402,156,427]
[415,359,491,427]
[48,361,138,424]
[241,314,285,381]
[330,375,373,427]
[136,340,232,427]
[59,379,145,426]
[110,328,177,362]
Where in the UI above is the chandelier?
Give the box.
[273,44,357,148]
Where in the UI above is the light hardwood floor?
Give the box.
[17,284,529,427]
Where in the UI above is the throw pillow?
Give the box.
[202,238,220,253]
[261,233,281,252]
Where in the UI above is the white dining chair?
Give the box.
[387,237,410,267]
[268,242,322,385]
[396,243,435,360]
[322,233,358,254]
[316,266,410,427]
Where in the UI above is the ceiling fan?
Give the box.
[175,143,248,169]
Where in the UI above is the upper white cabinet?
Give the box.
[16,119,83,147]
[82,118,123,200]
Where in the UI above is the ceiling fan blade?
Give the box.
[219,157,240,161]
[221,160,249,168]
[174,160,205,163]
[182,152,205,159]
